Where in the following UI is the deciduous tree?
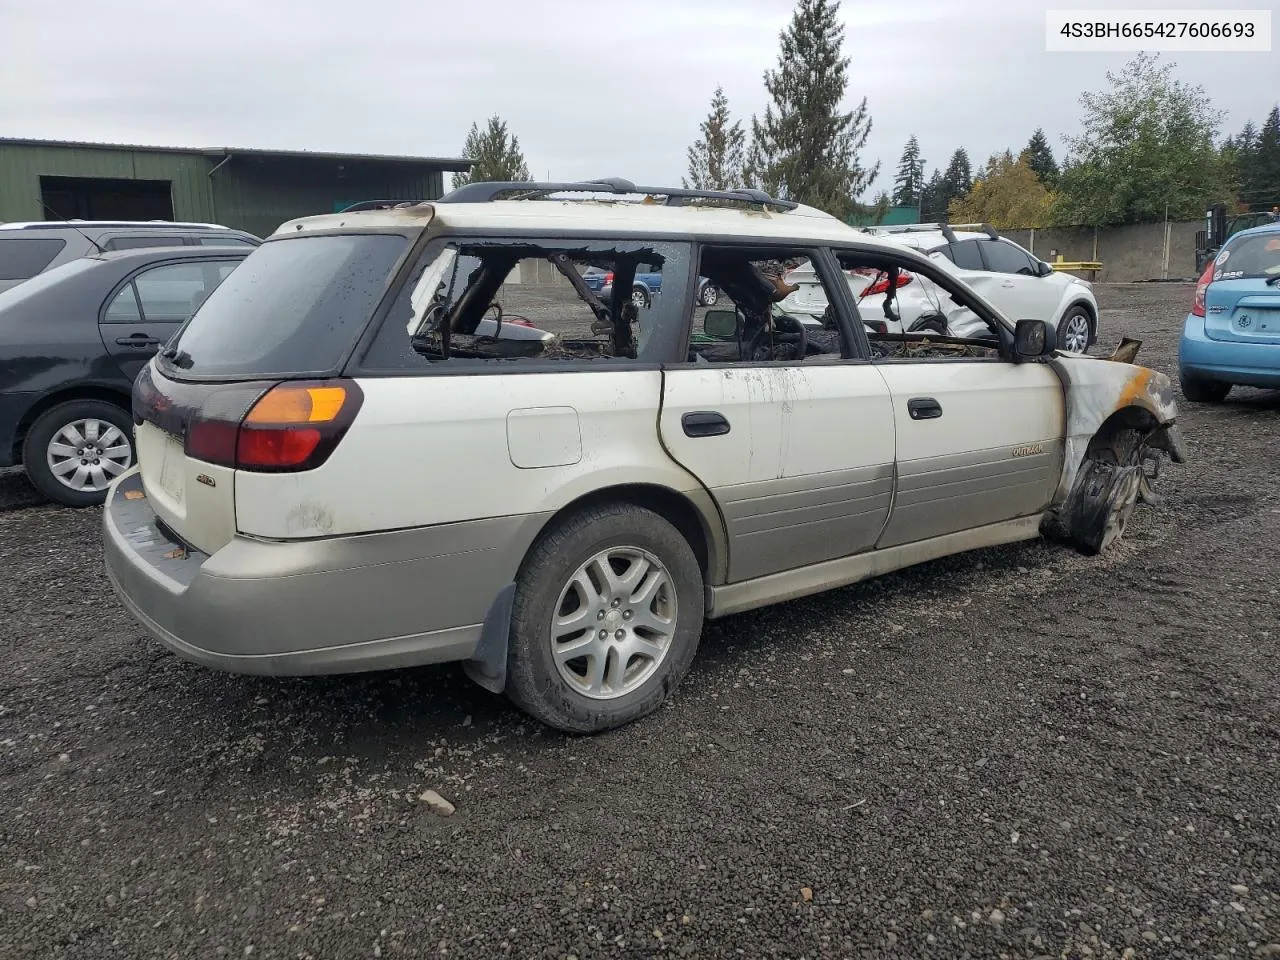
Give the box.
[948,152,1053,228]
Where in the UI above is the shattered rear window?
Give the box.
[359,237,693,371]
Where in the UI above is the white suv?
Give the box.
[781,223,1099,353]
[103,179,1184,734]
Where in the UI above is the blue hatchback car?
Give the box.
[1179,221,1280,402]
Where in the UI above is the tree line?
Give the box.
[449,5,1279,230]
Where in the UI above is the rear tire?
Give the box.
[22,400,134,508]
[505,503,705,734]
[1179,375,1231,404]
[699,284,719,307]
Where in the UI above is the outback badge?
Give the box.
[1012,444,1044,458]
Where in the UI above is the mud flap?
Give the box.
[462,583,516,694]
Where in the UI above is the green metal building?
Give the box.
[0,138,472,239]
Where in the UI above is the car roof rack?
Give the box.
[437,178,799,212]
[860,221,1000,243]
[338,200,428,213]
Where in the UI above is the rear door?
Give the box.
[99,258,241,379]
[1202,231,1280,345]
[660,245,896,583]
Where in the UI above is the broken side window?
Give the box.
[832,250,1004,362]
[359,237,693,371]
[684,248,850,364]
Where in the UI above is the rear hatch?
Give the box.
[133,231,411,555]
[1203,231,1280,345]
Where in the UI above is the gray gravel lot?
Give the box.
[2,283,1278,959]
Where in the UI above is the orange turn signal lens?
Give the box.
[246,384,349,424]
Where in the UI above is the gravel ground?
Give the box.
[2,283,1278,959]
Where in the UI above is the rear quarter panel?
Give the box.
[233,369,703,541]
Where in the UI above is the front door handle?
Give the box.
[115,334,163,347]
[907,397,943,420]
[682,411,730,437]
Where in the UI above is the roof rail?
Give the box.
[861,221,1000,242]
[437,178,799,212]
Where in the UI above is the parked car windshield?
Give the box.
[159,233,408,378]
[1218,232,1280,280]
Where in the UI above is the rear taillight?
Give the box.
[603,271,615,285]
[859,271,914,298]
[185,380,363,472]
[1192,261,1214,317]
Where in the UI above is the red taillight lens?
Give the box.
[183,380,363,473]
[1192,261,1214,317]
[859,271,914,298]
[603,271,614,285]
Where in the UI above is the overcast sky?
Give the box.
[1,0,1275,197]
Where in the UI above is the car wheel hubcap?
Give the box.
[1062,314,1090,353]
[46,419,132,493]
[703,287,718,305]
[550,547,677,700]
[632,290,648,308]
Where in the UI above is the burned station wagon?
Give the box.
[103,179,1186,733]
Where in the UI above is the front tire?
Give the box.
[631,286,651,309]
[1179,375,1231,404]
[505,503,705,734]
[1058,309,1093,353]
[22,400,134,507]
[699,283,719,307]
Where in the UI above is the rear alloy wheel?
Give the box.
[1179,375,1231,404]
[699,283,719,307]
[1058,309,1093,353]
[23,400,134,507]
[505,503,704,733]
[631,286,651,309]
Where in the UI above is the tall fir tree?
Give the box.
[1020,128,1060,186]
[450,116,531,189]
[684,86,746,191]
[747,0,878,219]
[892,135,924,207]
[941,148,973,204]
[1251,106,1280,206]
[918,169,945,222]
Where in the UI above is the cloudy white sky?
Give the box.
[1,0,1275,196]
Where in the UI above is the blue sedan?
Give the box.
[1179,222,1280,402]
[582,267,719,308]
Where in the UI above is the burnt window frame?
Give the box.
[669,242,866,370]
[830,244,1016,365]
[351,231,697,377]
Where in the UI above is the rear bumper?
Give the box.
[1179,314,1280,388]
[103,468,537,676]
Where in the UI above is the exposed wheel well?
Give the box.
[11,386,132,465]
[528,484,716,581]
[1083,405,1159,460]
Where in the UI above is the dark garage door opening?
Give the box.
[40,176,174,221]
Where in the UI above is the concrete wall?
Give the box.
[1003,221,1202,282]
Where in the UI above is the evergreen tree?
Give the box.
[1020,128,1060,186]
[1251,106,1280,205]
[941,148,973,204]
[684,86,746,191]
[918,169,945,222]
[892,136,924,207]
[450,116,531,189]
[748,0,878,219]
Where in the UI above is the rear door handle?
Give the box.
[907,397,943,420]
[115,334,163,347]
[682,411,730,437]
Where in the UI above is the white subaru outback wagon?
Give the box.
[103,179,1185,734]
